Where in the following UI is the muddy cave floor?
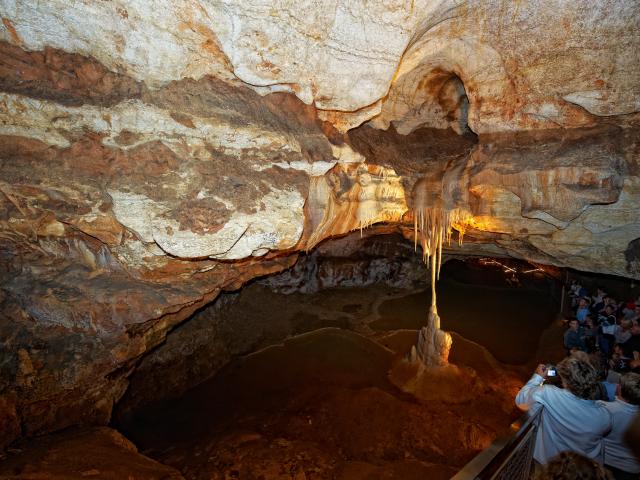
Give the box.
[107,271,566,480]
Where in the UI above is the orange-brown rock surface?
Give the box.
[2,1,638,132]
[0,427,184,479]
[0,1,639,456]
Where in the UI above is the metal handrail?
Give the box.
[451,407,542,480]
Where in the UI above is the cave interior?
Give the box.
[0,1,639,479]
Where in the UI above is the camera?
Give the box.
[546,365,557,377]
[616,358,631,372]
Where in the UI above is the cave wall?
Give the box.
[0,61,321,446]
[0,0,639,448]
[263,233,430,294]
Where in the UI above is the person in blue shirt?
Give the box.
[576,297,591,323]
[516,357,612,465]
[600,372,640,479]
[564,318,586,352]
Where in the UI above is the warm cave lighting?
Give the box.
[2,0,639,478]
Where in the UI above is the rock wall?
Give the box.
[263,232,430,294]
[349,125,640,278]
[370,1,640,134]
[0,427,185,479]
[0,41,331,446]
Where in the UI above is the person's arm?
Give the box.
[516,364,547,410]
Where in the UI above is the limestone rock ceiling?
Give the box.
[0,0,639,450]
[1,1,639,132]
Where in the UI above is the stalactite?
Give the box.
[413,205,472,287]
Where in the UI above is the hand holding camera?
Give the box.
[535,363,557,378]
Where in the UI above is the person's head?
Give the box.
[613,343,624,355]
[584,315,594,327]
[556,356,600,400]
[568,319,580,331]
[619,372,640,405]
[535,451,612,480]
[621,319,632,331]
[603,296,612,305]
[570,351,605,379]
[604,304,615,315]
[632,321,640,336]
[579,298,588,308]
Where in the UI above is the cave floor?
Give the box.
[119,276,563,480]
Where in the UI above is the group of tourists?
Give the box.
[564,283,640,377]
[515,281,640,479]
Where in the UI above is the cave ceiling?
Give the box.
[0,0,639,448]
